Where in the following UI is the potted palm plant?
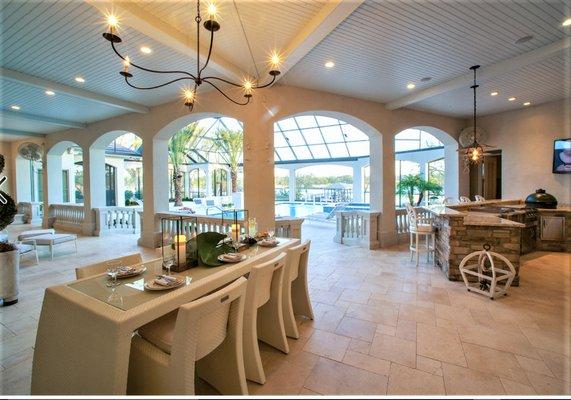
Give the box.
[0,154,20,306]
[214,129,243,208]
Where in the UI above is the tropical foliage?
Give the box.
[214,129,243,193]
[396,174,442,206]
[168,123,201,206]
[0,154,18,235]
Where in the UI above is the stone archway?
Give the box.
[45,141,83,205]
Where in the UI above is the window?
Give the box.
[395,129,443,153]
[62,170,70,203]
[274,116,369,162]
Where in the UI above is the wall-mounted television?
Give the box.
[553,138,571,174]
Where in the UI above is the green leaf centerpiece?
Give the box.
[189,231,235,267]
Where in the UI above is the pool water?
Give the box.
[275,202,370,218]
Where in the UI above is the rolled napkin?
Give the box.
[222,253,242,262]
[118,266,136,273]
[154,275,182,287]
[260,238,279,246]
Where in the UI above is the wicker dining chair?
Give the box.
[127,277,248,395]
[282,240,314,339]
[75,253,143,279]
[243,253,289,384]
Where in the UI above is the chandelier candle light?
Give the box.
[102,0,281,111]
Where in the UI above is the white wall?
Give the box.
[0,141,14,196]
[478,99,571,204]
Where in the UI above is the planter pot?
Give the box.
[0,249,19,306]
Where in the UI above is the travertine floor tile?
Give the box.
[335,317,376,342]
[417,323,467,367]
[457,324,539,359]
[304,357,388,395]
[416,355,443,376]
[525,371,571,395]
[462,342,530,385]
[302,329,350,362]
[342,350,390,376]
[387,363,445,395]
[369,333,416,368]
[442,363,505,395]
[500,377,537,395]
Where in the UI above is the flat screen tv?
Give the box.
[553,138,571,174]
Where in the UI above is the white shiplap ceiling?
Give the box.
[0,0,570,141]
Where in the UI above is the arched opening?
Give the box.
[155,114,243,213]
[90,131,143,208]
[394,126,458,207]
[46,141,84,205]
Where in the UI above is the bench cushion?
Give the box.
[28,233,77,245]
[17,229,55,241]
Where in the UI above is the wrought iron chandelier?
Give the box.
[102,0,281,111]
[462,65,490,167]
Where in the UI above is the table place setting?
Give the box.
[258,237,280,247]
[144,274,186,291]
[217,252,247,263]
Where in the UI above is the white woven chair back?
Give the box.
[459,196,471,203]
[173,276,247,361]
[75,253,143,279]
[286,240,311,283]
[474,195,486,202]
[405,204,418,229]
[247,253,286,309]
[443,197,454,205]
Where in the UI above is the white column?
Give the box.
[226,166,232,195]
[352,165,363,203]
[288,168,296,202]
[15,157,33,202]
[46,154,63,204]
[444,144,460,199]
[88,148,106,208]
[205,165,212,197]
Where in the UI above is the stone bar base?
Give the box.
[433,215,522,286]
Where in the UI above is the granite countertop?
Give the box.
[463,212,525,228]
[422,205,465,216]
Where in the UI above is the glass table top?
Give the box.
[67,240,287,311]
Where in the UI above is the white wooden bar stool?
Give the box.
[243,252,289,384]
[283,240,314,339]
[474,194,486,202]
[459,196,471,203]
[406,205,435,267]
[127,277,248,395]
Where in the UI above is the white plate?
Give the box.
[258,240,279,247]
[109,266,146,279]
[218,253,247,263]
[144,278,185,291]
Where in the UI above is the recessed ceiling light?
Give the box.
[75,76,85,83]
[407,83,416,89]
[140,46,152,54]
[420,77,432,82]
[562,18,571,27]
[514,35,534,44]
[490,91,499,96]
[324,61,335,68]
[10,105,21,111]
[523,101,531,106]
[45,90,55,96]
[508,97,516,101]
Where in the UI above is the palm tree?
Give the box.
[168,123,201,206]
[396,174,442,206]
[214,129,243,193]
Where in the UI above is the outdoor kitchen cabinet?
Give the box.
[540,215,566,241]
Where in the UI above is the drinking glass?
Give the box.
[106,260,122,287]
[268,229,275,239]
[162,255,175,276]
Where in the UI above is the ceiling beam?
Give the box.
[386,38,571,110]
[1,67,149,114]
[86,0,244,83]
[269,0,364,84]
[0,129,46,138]
[1,109,87,129]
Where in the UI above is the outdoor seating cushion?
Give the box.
[410,223,434,234]
[17,243,34,254]
[28,233,77,245]
[17,229,55,241]
[137,310,178,354]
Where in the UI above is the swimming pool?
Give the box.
[275,202,370,218]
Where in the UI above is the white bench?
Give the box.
[27,233,77,260]
[17,229,55,241]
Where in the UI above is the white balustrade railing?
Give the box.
[334,210,381,249]
[17,202,43,224]
[152,212,304,247]
[47,204,85,233]
[94,207,141,235]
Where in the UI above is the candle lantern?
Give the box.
[160,215,199,272]
[220,209,249,245]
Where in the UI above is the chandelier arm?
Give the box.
[124,75,195,90]
[111,41,196,79]
[198,25,215,77]
[202,76,243,87]
[204,80,251,105]
[253,73,277,89]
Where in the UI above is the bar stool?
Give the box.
[127,277,248,395]
[474,194,486,202]
[283,240,314,339]
[243,253,289,384]
[406,205,435,267]
[459,196,471,203]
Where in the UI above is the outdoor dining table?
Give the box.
[31,238,298,395]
